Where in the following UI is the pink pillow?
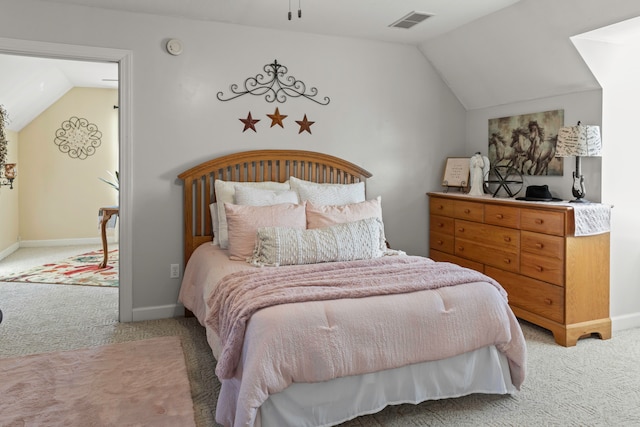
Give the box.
[306,197,382,229]
[224,202,306,260]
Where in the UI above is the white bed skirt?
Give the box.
[257,345,515,427]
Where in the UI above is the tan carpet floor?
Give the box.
[1,247,640,426]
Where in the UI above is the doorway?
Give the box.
[0,37,132,321]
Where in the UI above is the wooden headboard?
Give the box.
[177,149,372,265]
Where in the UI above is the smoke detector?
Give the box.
[389,11,433,29]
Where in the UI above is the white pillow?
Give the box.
[249,217,386,267]
[234,185,299,206]
[289,176,365,206]
[209,203,219,245]
[214,180,290,249]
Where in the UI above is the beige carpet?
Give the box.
[0,336,196,427]
[2,268,640,426]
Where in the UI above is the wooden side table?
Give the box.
[98,206,119,268]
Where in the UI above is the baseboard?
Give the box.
[19,237,117,247]
[0,241,20,261]
[132,304,186,322]
[612,312,640,332]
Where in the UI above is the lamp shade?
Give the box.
[555,124,602,158]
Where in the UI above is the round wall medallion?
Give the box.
[53,116,102,160]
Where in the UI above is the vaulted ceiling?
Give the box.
[3,0,640,131]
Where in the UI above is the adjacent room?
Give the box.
[1,0,639,426]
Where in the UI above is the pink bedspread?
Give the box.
[204,255,526,427]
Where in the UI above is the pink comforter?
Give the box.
[205,255,527,426]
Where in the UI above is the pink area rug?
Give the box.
[0,249,118,287]
[0,336,196,427]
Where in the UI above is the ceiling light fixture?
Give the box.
[288,0,301,20]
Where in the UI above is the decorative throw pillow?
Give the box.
[306,197,383,229]
[234,185,299,206]
[224,202,306,261]
[214,180,290,249]
[289,176,365,206]
[248,217,386,267]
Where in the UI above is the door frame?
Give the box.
[0,37,133,322]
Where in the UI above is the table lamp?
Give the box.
[555,122,602,203]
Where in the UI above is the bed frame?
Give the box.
[177,149,372,266]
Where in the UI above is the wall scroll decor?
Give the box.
[54,116,102,160]
[218,60,330,105]
[488,109,564,176]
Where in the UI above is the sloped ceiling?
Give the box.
[419,0,640,110]
[0,54,117,131]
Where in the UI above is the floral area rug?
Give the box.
[0,249,118,287]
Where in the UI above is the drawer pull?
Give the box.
[535,219,544,225]
[536,266,544,272]
[535,243,544,249]
[496,214,504,219]
[437,240,444,245]
[437,223,444,228]
[504,236,511,242]
[464,209,471,214]
[437,205,444,210]
[458,246,464,252]
[503,258,511,264]
[458,227,465,232]
[544,298,553,305]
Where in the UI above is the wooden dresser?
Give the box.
[427,192,611,347]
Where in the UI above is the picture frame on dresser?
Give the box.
[441,157,470,190]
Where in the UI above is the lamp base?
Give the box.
[569,198,592,203]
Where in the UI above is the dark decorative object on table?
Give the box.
[516,185,562,202]
[484,165,523,198]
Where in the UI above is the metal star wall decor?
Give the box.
[267,108,287,128]
[239,112,260,132]
[218,60,330,105]
[296,114,315,134]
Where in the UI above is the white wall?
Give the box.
[0,0,466,319]
[571,23,640,330]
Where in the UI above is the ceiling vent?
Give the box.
[389,11,433,29]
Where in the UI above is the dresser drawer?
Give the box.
[455,239,519,273]
[455,220,519,251]
[453,200,484,222]
[486,266,565,324]
[430,231,454,254]
[521,231,564,260]
[521,252,564,286]
[521,209,565,236]
[429,250,484,273]
[484,205,520,229]
[430,215,454,234]
[430,197,454,217]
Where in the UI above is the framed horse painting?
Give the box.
[488,109,564,176]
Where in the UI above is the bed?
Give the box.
[177,149,526,427]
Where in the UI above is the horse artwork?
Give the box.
[488,109,564,176]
